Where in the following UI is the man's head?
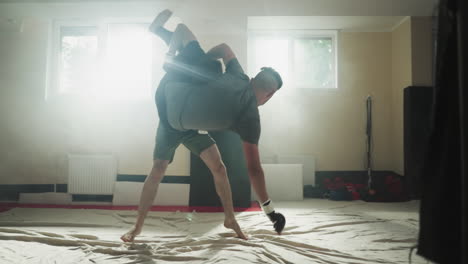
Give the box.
[251,67,283,106]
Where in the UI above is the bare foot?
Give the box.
[224,218,248,240]
[149,9,173,33]
[120,226,141,242]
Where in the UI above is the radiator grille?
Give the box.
[67,154,117,195]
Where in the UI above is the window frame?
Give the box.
[46,18,153,101]
[247,29,339,90]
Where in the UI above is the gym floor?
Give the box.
[0,199,429,264]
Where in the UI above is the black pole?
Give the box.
[366,96,372,189]
[456,0,467,263]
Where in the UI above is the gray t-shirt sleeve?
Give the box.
[232,99,261,145]
[225,58,245,75]
[236,118,261,145]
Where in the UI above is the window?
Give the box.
[59,26,99,94]
[248,30,338,89]
[48,20,159,100]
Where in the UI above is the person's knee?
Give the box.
[175,23,196,45]
[200,145,226,176]
[211,160,227,177]
[150,160,169,181]
[175,23,188,33]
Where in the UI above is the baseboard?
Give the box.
[0,174,189,202]
[0,171,403,202]
[0,201,262,213]
[117,174,190,183]
[315,170,402,187]
[72,194,113,202]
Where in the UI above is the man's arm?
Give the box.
[243,142,286,234]
[242,142,269,203]
[206,43,236,66]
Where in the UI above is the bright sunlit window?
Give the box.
[49,21,156,100]
[248,30,338,89]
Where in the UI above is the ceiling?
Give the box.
[247,16,408,32]
[0,0,439,16]
[0,0,438,33]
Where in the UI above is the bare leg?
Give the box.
[166,23,197,56]
[149,9,173,45]
[120,159,169,242]
[200,145,247,240]
[149,9,197,55]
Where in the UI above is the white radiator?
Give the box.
[67,154,117,195]
[261,155,316,186]
[252,164,303,201]
[278,155,316,186]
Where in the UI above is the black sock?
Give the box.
[155,27,173,46]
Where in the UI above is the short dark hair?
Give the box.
[260,67,283,89]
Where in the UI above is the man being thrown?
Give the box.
[121,9,285,242]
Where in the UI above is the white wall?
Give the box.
[391,18,413,175]
[390,17,433,175]
[0,1,434,185]
[257,31,393,171]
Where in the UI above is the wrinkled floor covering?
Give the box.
[0,199,427,264]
